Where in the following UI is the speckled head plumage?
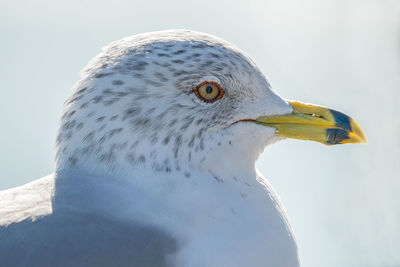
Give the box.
[55,29,292,177]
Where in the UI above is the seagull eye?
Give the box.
[194,81,224,103]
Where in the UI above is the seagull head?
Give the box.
[55,30,365,177]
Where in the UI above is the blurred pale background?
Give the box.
[0,0,399,266]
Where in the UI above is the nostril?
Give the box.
[309,113,324,119]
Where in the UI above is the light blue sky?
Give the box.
[1,0,399,266]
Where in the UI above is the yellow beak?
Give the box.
[255,101,366,145]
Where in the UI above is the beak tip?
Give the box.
[347,118,367,144]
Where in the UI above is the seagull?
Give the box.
[0,30,365,267]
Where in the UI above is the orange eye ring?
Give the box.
[194,81,224,103]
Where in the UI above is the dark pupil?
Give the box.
[205,86,213,94]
